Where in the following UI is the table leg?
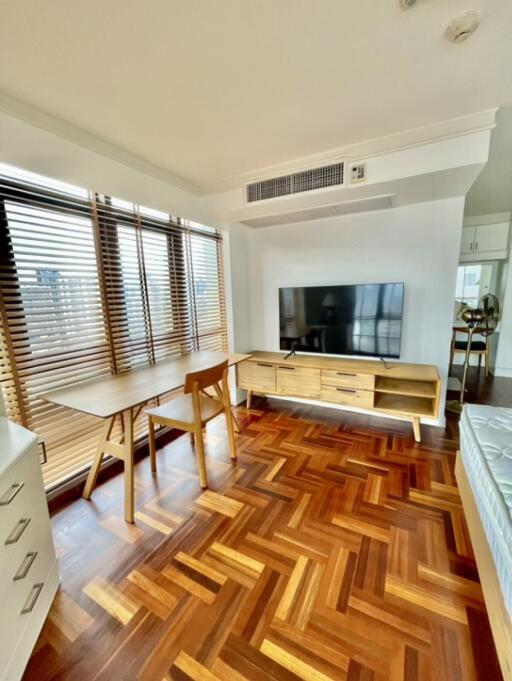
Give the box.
[123,408,135,523]
[246,390,252,410]
[148,417,157,473]
[82,416,115,499]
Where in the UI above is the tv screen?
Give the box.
[279,282,404,359]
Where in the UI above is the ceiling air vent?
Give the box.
[246,162,344,203]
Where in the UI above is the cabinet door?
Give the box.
[460,226,475,255]
[276,366,320,398]
[237,361,276,392]
[474,222,509,254]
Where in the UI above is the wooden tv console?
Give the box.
[237,351,441,442]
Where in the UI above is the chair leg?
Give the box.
[148,417,157,473]
[412,416,421,443]
[485,348,490,377]
[194,426,208,488]
[448,349,454,376]
[225,407,237,461]
[189,431,195,446]
[220,372,237,459]
[213,382,241,433]
[230,406,241,433]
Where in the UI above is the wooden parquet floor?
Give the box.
[24,399,503,681]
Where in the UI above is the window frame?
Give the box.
[0,172,227,491]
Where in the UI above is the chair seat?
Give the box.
[454,340,486,352]
[146,393,224,427]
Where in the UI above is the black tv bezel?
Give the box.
[278,281,405,360]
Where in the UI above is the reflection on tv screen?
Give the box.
[279,283,404,359]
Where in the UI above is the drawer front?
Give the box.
[1,523,56,618]
[238,361,276,392]
[0,441,57,681]
[321,385,374,409]
[0,446,48,570]
[0,506,55,587]
[0,547,58,678]
[276,366,321,398]
[321,369,375,391]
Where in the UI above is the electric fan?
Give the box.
[446,293,500,414]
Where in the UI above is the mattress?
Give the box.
[459,403,512,619]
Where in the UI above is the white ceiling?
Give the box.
[0,0,511,194]
[465,106,512,216]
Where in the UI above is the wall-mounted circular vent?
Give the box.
[445,10,480,43]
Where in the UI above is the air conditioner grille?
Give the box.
[246,162,344,203]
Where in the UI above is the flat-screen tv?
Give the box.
[279,282,404,359]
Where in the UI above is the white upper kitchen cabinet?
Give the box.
[461,213,510,262]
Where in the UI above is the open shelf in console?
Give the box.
[374,392,435,417]
[374,377,436,399]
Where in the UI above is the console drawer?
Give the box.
[321,385,374,409]
[321,369,375,391]
[237,360,276,392]
[276,366,320,398]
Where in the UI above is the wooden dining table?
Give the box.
[41,351,250,522]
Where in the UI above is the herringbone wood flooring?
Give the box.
[25,399,503,681]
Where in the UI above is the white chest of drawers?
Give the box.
[0,417,59,681]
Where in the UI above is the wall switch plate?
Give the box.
[350,163,366,184]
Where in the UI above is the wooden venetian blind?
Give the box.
[0,169,227,490]
[95,197,227,365]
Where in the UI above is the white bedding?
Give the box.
[459,403,512,619]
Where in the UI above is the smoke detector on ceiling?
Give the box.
[445,10,480,43]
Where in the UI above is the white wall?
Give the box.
[220,222,253,402]
[0,111,203,222]
[226,223,252,354]
[465,107,512,217]
[245,197,466,425]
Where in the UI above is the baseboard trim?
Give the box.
[494,368,512,378]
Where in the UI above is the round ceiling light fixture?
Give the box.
[445,10,480,43]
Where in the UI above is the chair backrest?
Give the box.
[184,360,228,394]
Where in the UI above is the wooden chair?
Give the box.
[145,360,236,487]
[449,327,490,377]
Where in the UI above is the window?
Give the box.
[0,165,227,490]
[455,263,495,310]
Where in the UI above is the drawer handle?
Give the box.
[5,518,31,545]
[336,372,356,377]
[256,363,273,368]
[336,387,356,393]
[14,551,38,581]
[278,366,295,370]
[0,482,24,506]
[21,582,44,615]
